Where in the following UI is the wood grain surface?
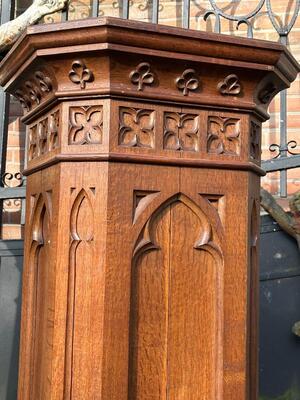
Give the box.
[0,17,298,400]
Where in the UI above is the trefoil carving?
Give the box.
[163,112,199,151]
[176,69,199,96]
[35,71,52,93]
[69,106,103,145]
[25,81,41,105]
[119,107,155,148]
[69,60,94,89]
[217,74,241,95]
[207,116,241,155]
[129,62,155,91]
[13,70,53,112]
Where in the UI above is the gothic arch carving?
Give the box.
[64,187,95,399]
[27,192,53,398]
[129,192,224,399]
[132,192,223,260]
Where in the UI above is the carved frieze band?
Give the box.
[29,109,60,161]
[207,116,241,155]
[119,107,155,148]
[14,70,53,112]
[69,105,103,145]
[163,112,199,151]
[117,106,247,157]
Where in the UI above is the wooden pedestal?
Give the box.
[0,18,298,400]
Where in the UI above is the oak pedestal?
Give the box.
[0,18,298,400]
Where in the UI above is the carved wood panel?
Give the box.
[129,195,223,399]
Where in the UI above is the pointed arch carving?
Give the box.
[64,188,95,399]
[28,192,53,398]
[129,193,224,399]
[133,193,223,260]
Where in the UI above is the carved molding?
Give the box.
[119,107,155,148]
[28,109,60,161]
[250,121,260,160]
[13,70,53,112]
[69,60,94,89]
[69,105,103,145]
[175,69,200,96]
[207,116,241,155]
[163,112,199,151]
[129,62,155,91]
[217,74,241,95]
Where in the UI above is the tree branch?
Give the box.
[260,188,300,249]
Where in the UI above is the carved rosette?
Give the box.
[163,112,199,151]
[68,106,103,145]
[119,107,155,148]
[207,116,241,155]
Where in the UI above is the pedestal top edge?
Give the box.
[0,16,299,87]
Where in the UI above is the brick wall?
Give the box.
[3,0,300,238]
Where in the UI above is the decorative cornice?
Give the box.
[0,18,298,90]
[22,152,266,177]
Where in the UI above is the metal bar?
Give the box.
[182,0,190,29]
[122,0,129,19]
[91,0,99,17]
[279,34,288,197]
[61,1,69,21]
[152,0,159,24]
[262,154,300,172]
[0,187,26,200]
[0,0,16,237]
[1,0,15,22]
[0,0,15,180]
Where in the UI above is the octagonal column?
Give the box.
[0,17,298,400]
